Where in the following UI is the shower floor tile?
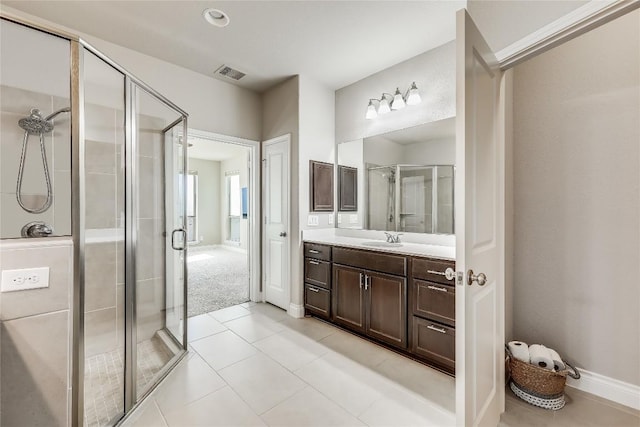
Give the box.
[84,334,175,427]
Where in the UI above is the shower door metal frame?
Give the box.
[0,12,189,427]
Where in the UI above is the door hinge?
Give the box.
[456,271,464,286]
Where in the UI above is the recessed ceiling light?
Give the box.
[203,8,230,27]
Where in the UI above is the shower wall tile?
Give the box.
[53,170,72,236]
[137,115,164,158]
[84,103,116,144]
[86,140,116,174]
[138,156,163,220]
[1,310,69,427]
[84,242,117,312]
[85,307,118,358]
[0,240,72,321]
[0,85,53,116]
[136,278,164,342]
[85,172,116,229]
[136,218,165,281]
[51,109,71,173]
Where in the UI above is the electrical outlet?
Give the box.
[1,267,50,292]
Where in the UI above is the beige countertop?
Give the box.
[303,234,455,260]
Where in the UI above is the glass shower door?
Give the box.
[133,85,186,399]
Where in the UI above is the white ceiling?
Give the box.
[4,1,587,93]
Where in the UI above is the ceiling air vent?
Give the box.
[215,65,246,81]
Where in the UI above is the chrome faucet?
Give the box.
[384,232,402,243]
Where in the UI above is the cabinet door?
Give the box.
[366,271,407,349]
[338,165,357,211]
[310,160,334,211]
[332,265,365,333]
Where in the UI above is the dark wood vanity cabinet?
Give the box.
[409,256,456,374]
[303,242,455,374]
[332,247,407,350]
[303,243,332,319]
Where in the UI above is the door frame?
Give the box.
[261,134,291,306]
[187,128,261,303]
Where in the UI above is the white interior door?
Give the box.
[455,9,505,427]
[262,135,290,310]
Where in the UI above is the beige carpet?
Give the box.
[187,245,249,317]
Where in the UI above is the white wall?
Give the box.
[335,41,455,144]
[401,137,456,165]
[189,158,221,245]
[512,10,639,386]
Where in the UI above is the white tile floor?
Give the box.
[122,302,640,427]
[122,302,456,427]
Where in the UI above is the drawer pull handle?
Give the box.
[427,267,455,281]
[309,260,320,265]
[427,285,448,293]
[308,249,320,254]
[308,286,320,293]
[359,273,363,289]
[427,325,447,334]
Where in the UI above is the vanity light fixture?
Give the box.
[366,100,378,119]
[378,93,392,114]
[365,83,421,119]
[391,88,406,110]
[405,82,421,105]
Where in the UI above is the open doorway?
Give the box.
[185,129,260,317]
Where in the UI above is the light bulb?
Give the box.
[365,100,378,119]
[391,88,405,110]
[406,82,421,105]
[378,96,391,114]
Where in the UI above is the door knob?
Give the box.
[279,231,287,237]
[467,269,487,286]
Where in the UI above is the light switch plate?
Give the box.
[307,215,319,226]
[1,267,50,292]
[349,214,358,224]
[328,215,334,225]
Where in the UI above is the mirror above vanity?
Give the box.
[336,116,455,235]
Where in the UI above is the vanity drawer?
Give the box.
[413,280,455,327]
[411,317,455,372]
[304,243,332,261]
[304,284,331,319]
[333,246,406,276]
[412,257,455,285]
[304,258,331,289]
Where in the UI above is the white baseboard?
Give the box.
[288,303,305,319]
[566,368,640,411]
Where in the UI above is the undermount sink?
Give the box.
[361,241,403,248]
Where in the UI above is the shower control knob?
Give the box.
[21,221,53,238]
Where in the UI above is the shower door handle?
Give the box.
[171,229,187,251]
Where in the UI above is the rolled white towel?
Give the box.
[507,341,530,363]
[548,348,566,371]
[529,344,554,370]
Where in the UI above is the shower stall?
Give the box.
[366,164,455,234]
[0,15,188,427]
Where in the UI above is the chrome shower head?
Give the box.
[18,109,53,134]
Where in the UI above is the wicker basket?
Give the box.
[506,345,580,410]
